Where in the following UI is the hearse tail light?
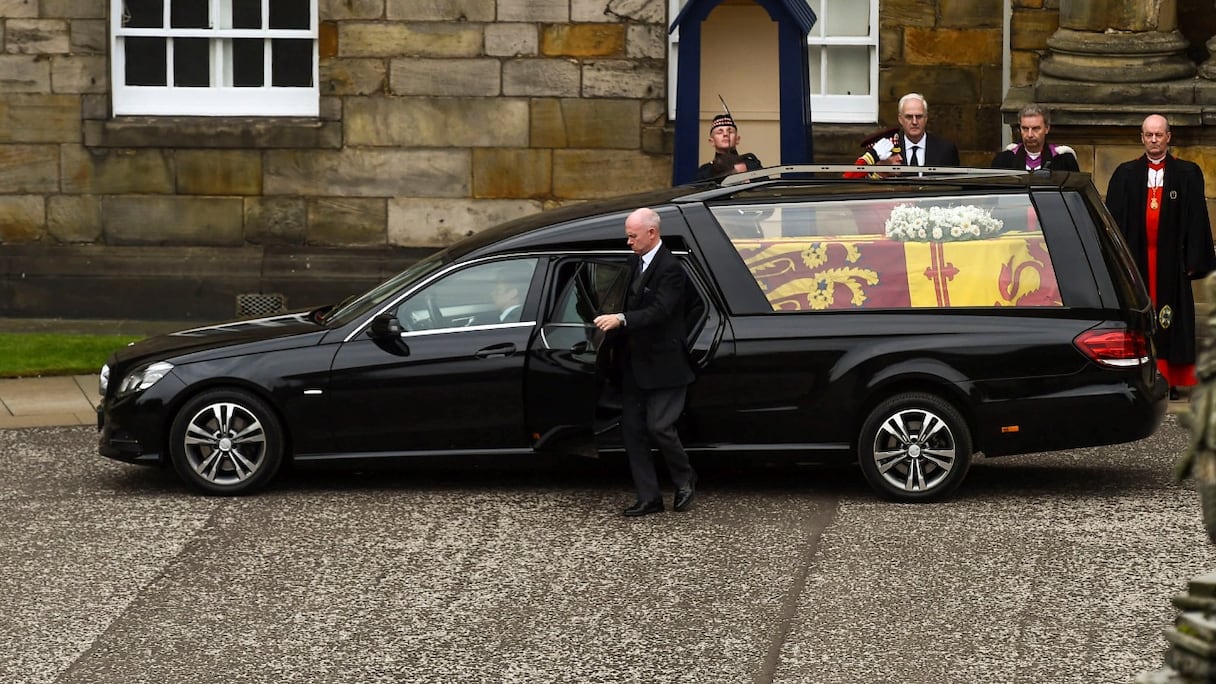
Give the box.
[1073,329,1149,368]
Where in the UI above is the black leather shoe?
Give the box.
[673,483,696,512]
[1170,387,1181,401]
[623,499,664,517]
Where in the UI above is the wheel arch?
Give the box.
[159,376,295,465]
[853,366,978,453]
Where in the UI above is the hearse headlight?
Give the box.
[117,361,175,396]
[99,364,110,395]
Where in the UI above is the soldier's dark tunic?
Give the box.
[1106,154,1216,386]
[695,151,762,181]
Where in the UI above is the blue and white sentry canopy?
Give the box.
[668,0,817,185]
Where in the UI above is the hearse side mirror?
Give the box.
[369,313,403,338]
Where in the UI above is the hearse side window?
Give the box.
[709,194,1064,311]
[394,258,539,331]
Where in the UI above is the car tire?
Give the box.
[169,388,285,495]
[858,392,971,502]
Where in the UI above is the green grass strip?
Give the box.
[0,333,142,378]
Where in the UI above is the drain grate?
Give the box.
[236,293,287,318]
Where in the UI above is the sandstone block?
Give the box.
[541,24,624,58]
[879,0,937,28]
[626,24,664,59]
[904,28,1002,65]
[61,146,174,194]
[389,58,501,96]
[498,0,567,22]
[485,24,537,57]
[1010,50,1040,87]
[641,99,666,124]
[51,55,105,93]
[345,97,528,147]
[102,196,245,246]
[502,58,580,97]
[0,0,37,18]
[1014,0,1044,7]
[641,125,673,155]
[5,19,69,54]
[472,148,551,198]
[879,25,902,63]
[47,195,102,243]
[582,60,664,99]
[530,98,640,148]
[0,55,51,92]
[319,21,338,58]
[939,0,1002,27]
[338,22,482,58]
[244,197,307,245]
[552,149,669,199]
[69,19,105,54]
[1011,9,1059,51]
[0,144,58,192]
[573,0,662,23]
[307,197,387,246]
[0,94,78,141]
[388,197,543,246]
[176,150,263,195]
[39,0,105,17]
[319,0,384,20]
[1093,144,1144,196]
[321,58,387,95]
[386,0,494,21]
[882,66,980,105]
[264,148,470,197]
[0,195,45,243]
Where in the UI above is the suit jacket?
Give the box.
[991,143,1079,172]
[904,132,960,166]
[615,245,695,390]
[1106,154,1216,364]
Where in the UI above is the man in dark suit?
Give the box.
[594,208,697,517]
[894,92,959,168]
[846,93,958,179]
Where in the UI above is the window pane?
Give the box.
[825,45,868,95]
[232,38,263,86]
[125,37,167,85]
[808,46,822,94]
[825,0,869,37]
[713,196,1063,311]
[272,39,313,86]
[269,0,310,29]
[805,0,823,37]
[171,0,209,28]
[123,0,164,28]
[174,38,210,86]
[233,0,262,28]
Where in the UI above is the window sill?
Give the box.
[83,116,341,149]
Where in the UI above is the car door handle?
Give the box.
[475,343,516,359]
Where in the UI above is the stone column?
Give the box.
[1201,2,1216,80]
[1039,0,1195,85]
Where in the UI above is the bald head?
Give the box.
[624,207,661,255]
[1141,114,1171,159]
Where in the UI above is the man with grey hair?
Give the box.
[847,92,958,177]
[992,104,1079,172]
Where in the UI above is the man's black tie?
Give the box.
[908,145,919,167]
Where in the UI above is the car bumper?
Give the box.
[97,375,185,466]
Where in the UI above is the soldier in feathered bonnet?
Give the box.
[695,112,763,181]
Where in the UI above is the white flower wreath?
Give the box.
[883,204,1005,242]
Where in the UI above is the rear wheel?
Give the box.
[169,388,284,495]
[858,392,971,502]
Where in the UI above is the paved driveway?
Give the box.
[1,419,1213,683]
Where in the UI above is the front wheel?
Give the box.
[858,392,971,502]
[169,388,285,495]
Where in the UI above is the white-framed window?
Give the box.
[110,0,319,116]
[807,0,878,123]
[666,0,879,124]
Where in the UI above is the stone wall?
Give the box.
[0,0,673,319]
